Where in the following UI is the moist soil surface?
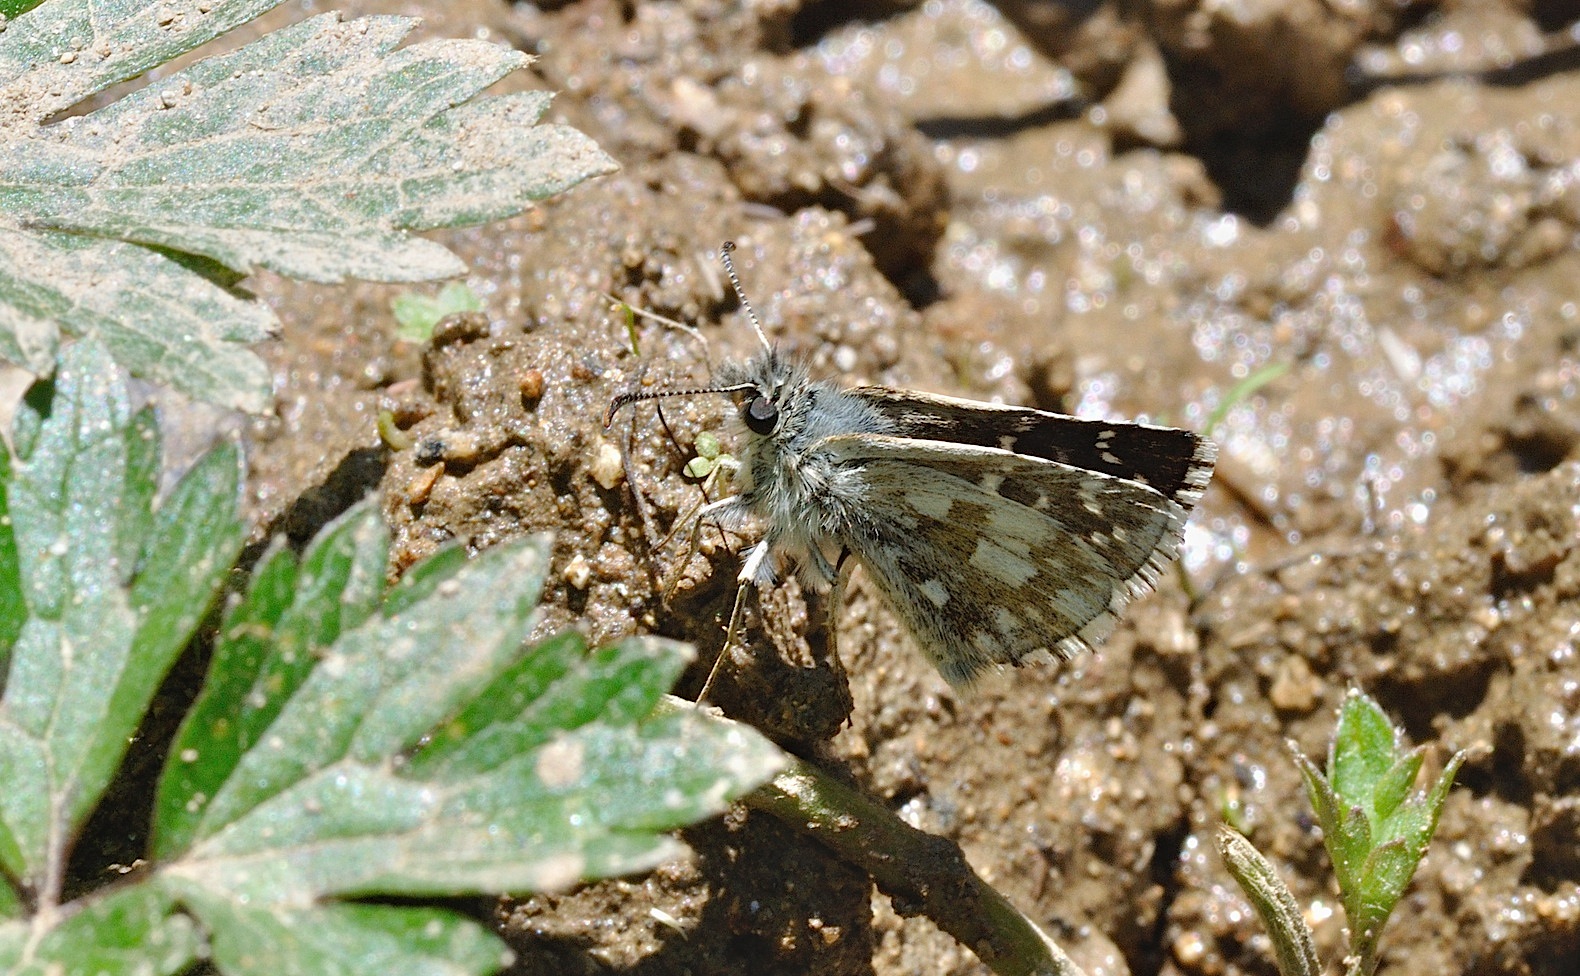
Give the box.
[223,1,1580,974]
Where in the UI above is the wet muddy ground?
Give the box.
[235,1,1580,973]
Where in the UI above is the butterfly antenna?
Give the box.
[719,241,772,354]
[604,382,755,428]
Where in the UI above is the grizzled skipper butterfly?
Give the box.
[607,243,1216,689]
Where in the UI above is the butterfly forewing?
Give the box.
[820,433,1202,687]
[848,387,1215,511]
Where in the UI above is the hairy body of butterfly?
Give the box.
[703,349,1216,688]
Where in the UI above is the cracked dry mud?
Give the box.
[231,1,1580,973]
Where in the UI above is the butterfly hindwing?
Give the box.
[819,433,1194,686]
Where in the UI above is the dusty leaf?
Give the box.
[0,0,616,410]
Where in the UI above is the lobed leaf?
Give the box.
[155,503,389,859]
[177,892,504,976]
[0,340,241,885]
[0,883,201,976]
[152,531,782,968]
[0,0,616,410]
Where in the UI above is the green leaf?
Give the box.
[684,455,717,478]
[0,883,202,976]
[149,531,781,971]
[392,282,484,342]
[0,0,617,410]
[0,436,23,668]
[1217,827,1320,976]
[408,633,690,780]
[181,893,504,976]
[0,232,278,411]
[1330,690,1399,806]
[155,503,388,859]
[0,339,241,885]
[1371,748,1425,824]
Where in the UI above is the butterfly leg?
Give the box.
[826,548,852,673]
[660,494,745,601]
[696,537,776,703]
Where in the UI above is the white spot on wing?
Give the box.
[970,539,1038,586]
[994,607,1019,634]
[988,505,1048,542]
[920,578,950,607]
[905,490,954,521]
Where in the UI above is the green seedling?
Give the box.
[1218,689,1465,976]
[391,281,485,343]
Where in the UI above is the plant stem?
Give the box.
[746,751,1086,976]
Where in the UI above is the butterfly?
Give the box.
[607,243,1216,688]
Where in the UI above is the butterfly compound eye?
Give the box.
[744,395,779,435]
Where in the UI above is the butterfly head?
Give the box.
[604,241,799,434]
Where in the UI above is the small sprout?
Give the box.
[1221,688,1464,976]
[684,430,736,480]
[377,409,414,451]
[1205,360,1291,438]
[615,298,641,355]
[392,281,484,343]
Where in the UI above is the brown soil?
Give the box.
[235,1,1580,974]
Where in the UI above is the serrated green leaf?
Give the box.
[0,232,277,411]
[155,504,388,859]
[178,892,504,976]
[9,13,616,283]
[0,436,23,668]
[382,540,470,617]
[0,0,615,411]
[408,634,690,781]
[0,0,285,117]
[0,882,202,976]
[172,536,552,847]
[0,340,242,886]
[165,705,781,903]
[1331,690,1399,804]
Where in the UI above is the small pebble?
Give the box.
[405,465,441,507]
[520,367,545,407]
[589,439,624,489]
[563,554,592,589]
